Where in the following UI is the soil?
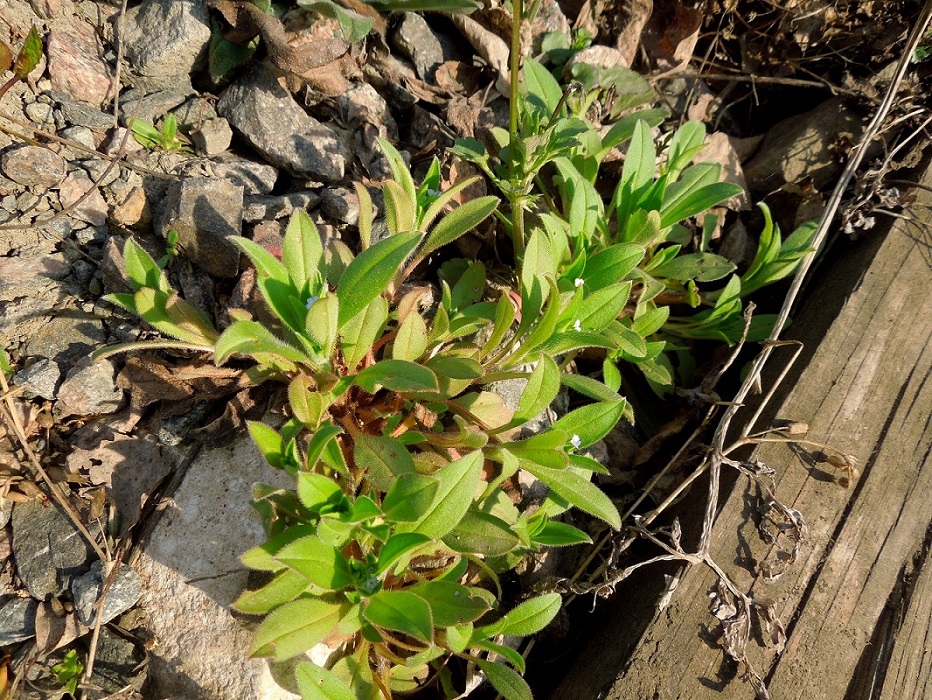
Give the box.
[0,0,929,698]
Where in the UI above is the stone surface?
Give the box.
[25,101,54,124]
[192,118,233,156]
[71,560,143,627]
[1,145,66,188]
[23,311,108,364]
[111,185,151,228]
[121,0,211,90]
[0,596,38,645]
[743,97,864,193]
[11,499,94,600]
[0,252,70,347]
[59,125,96,150]
[320,187,359,226]
[218,64,348,182]
[202,155,279,196]
[393,13,444,81]
[56,356,124,417]
[157,177,244,278]
[56,95,114,130]
[173,95,219,128]
[58,170,108,226]
[0,499,11,528]
[120,84,196,125]
[242,191,320,223]
[12,357,61,400]
[46,17,114,106]
[136,434,298,700]
[92,627,147,695]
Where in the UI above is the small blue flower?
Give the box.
[305,296,319,310]
[570,434,582,450]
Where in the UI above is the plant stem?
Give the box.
[508,0,525,261]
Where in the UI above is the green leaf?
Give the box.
[383,179,417,234]
[306,292,340,355]
[241,525,317,572]
[421,196,498,260]
[354,434,415,492]
[411,581,490,627]
[123,238,171,293]
[393,311,428,361]
[551,400,628,448]
[214,321,312,366]
[382,474,439,522]
[234,569,310,615]
[13,26,42,80]
[505,430,570,469]
[559,374,624,403]
[574,282,631,332]
[473,639,526,673]
[364,590,433,643]
[377,137,417,208]
[377,533,432,574]
[338,232,422,326]
[650,252,736,282]
[446,624,472,653]
[474,660,532,700]
[251,597,344,661]
[297,473,344,511]
[583,244,644,290]
[622,120,656,192]
[355,183,373,250]
[532,521,592,546]
[283,209,324,291]
[499,593,562,636]
[511,356,560,426]
[665,120,707,177]
[275,535,354,589]
[523,57,562,113]
[659,182,743,229]
[443,510,520,556]
[208,25,256,82]
[354,359,439,393]
[424,355,483,380]
[419,176,482,231]
[537,331,615,356]
[289,376,330,429]
[339,296,388,370]
[520,462,620,529]
[295,661,357,700]
[406,451,484,539]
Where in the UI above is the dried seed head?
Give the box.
[837,475,851,489]
[826,453,852,469]
[784,422,809,435]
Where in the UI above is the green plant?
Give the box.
[51,650,83,697]
[452,49,816,392]
[128,114,191,153]
[0,26,42,103]
[97,140,627,698]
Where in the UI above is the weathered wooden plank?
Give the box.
[554,164,932,700]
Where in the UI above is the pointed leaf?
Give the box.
[275,536,354,589]
[393,311,428,361]
[339,296,388,370]
[412,581,490,627]
[498,593,562,636]
[443,510,520,556]
[13,26,42,80]
[551,401,628,448]
[364,590,433,643]
[383,474,440,522]
[354,434,415,492]
[251,597,344,661]
[282,209,324,290]
[376,533,432,574]
[512,356,560,426]
[338,232,422,326]
[234,569,310,615]
[295,661,356,700]
[474,660,532,700]
[354,359,439,393]
[405,451,484,539]
[421,196,498,259]
[521,462,620,529]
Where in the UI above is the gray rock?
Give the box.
[242,191,320,223]
[173,95,218,128]
[92,628,147,695]
[136,434,298,700]
[393,13,444,81]
[218,64,348,181]
[11,499,94,600]
[72,259,95,284]
[320,187,359,226]
[1,145,66,187]
[25,101,54,124]
[191,118,233,156]
[56,356,124,417]
[0,596,38,645]
[57,97,114,130]
[158,177,244,278]
[121,0,211,90]
[77,157,120,187]
[120,83,196,126]
[23,312,107,364]
[59,125,97,150]
[203,154,278,195]
[71,560,143,627]
[744,97,864,193]
[12,358,62,400]
[0,499,11,528]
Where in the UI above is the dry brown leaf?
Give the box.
[615,0,653,67]
[695,132,750,210]
[450,14,510,95]
[34,602,89,655]
[640,0,703,72]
